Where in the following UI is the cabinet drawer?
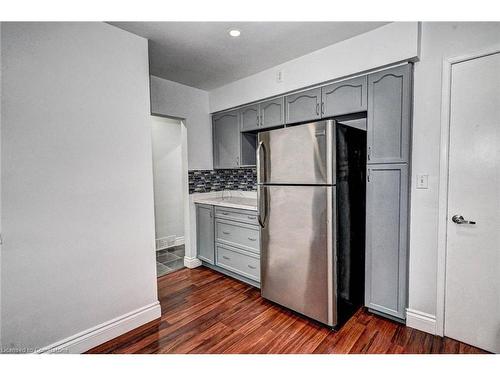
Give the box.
[215,206,258,225]
[216,244,260,282]
[215,219,260,253]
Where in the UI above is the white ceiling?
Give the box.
[110,22,389,91]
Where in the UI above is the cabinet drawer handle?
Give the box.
[247,216,256,220]
[222,231,231,235]
[316,103,319,115]
[248,237,257,241]
[222,256,231,260]
[321,102,324,114]
[221,212,229,215]
[247,265,256,270]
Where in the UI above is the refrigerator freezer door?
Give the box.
[260,185,336,326]
[257,121,335,185]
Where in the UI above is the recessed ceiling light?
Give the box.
[228,29,241,37]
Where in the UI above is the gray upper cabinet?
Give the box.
[285,87,322,125]
[213,110,240,169]
[367,64,412,164]
[240,104,259,132]
[321,76,368,117]
[365,164,408,320]
[259,97,284,129]
[196,204,215,265]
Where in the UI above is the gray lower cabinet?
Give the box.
[367,64,412,164]
[259,97,284,129]
[213,110,240,169]
[216,243,260,282]
[285,87,322,125]
[240,104,260,132]
[196,204,260,285]
[365,164,408,320]
[196,204,215,264]
[321,75,368,117]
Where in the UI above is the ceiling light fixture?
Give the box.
[228,29,241,37]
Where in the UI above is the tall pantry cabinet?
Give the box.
[364,64,412,321]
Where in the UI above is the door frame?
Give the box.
[436,45,500,337]
[149,114,192,269]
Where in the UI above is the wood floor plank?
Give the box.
[86,267,490,354]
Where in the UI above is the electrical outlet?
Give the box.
[276,69,284,83]
[416,174,429,189]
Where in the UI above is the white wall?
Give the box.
[408,22,500,321]
[150,76,211,170]
[209,22,420,112]
[1,22,159,352]
[151,116,184,243]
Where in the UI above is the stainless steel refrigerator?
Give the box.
[257,119,366,328]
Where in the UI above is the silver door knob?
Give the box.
[452,215,476,225]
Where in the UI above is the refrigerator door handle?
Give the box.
[257,185,267,228]
[256,141,266,184]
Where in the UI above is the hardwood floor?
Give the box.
[86,267,488,354]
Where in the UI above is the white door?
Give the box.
[445,51,500,353]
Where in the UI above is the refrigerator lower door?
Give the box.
[257,120,335,185]
[260,185,337,326]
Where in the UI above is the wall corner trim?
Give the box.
[184,256,202,269]
[406,308,437,335]
[35,301,161,354]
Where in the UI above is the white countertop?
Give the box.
[191,191,257,211]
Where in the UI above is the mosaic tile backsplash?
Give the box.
[189,169,257,194]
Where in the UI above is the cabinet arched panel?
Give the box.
[213,110,240,169]
[260,97,284,129]
[285,87,321,124]
[240,104,259,131]
[367,65,411,164]
[322,76,367,117]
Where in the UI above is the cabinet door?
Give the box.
[285,87,321,125]
[321,75,367,117]
[259,97,284,129]
[213,110,240,169]
[367,64,411,164]
[240,104,259,132]
[365,164,408,320]
[196,204,215,264]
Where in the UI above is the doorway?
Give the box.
[439,50,500,353]
[150,115,187,277]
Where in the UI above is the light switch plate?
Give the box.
[416,174,429,189]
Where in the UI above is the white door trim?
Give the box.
[436,45,500,337]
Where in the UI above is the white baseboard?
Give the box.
[36,301,161,354]
[184,256,202,269]
[156,235,185,251]
[174,236,185,247]
[406,308,437,335]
